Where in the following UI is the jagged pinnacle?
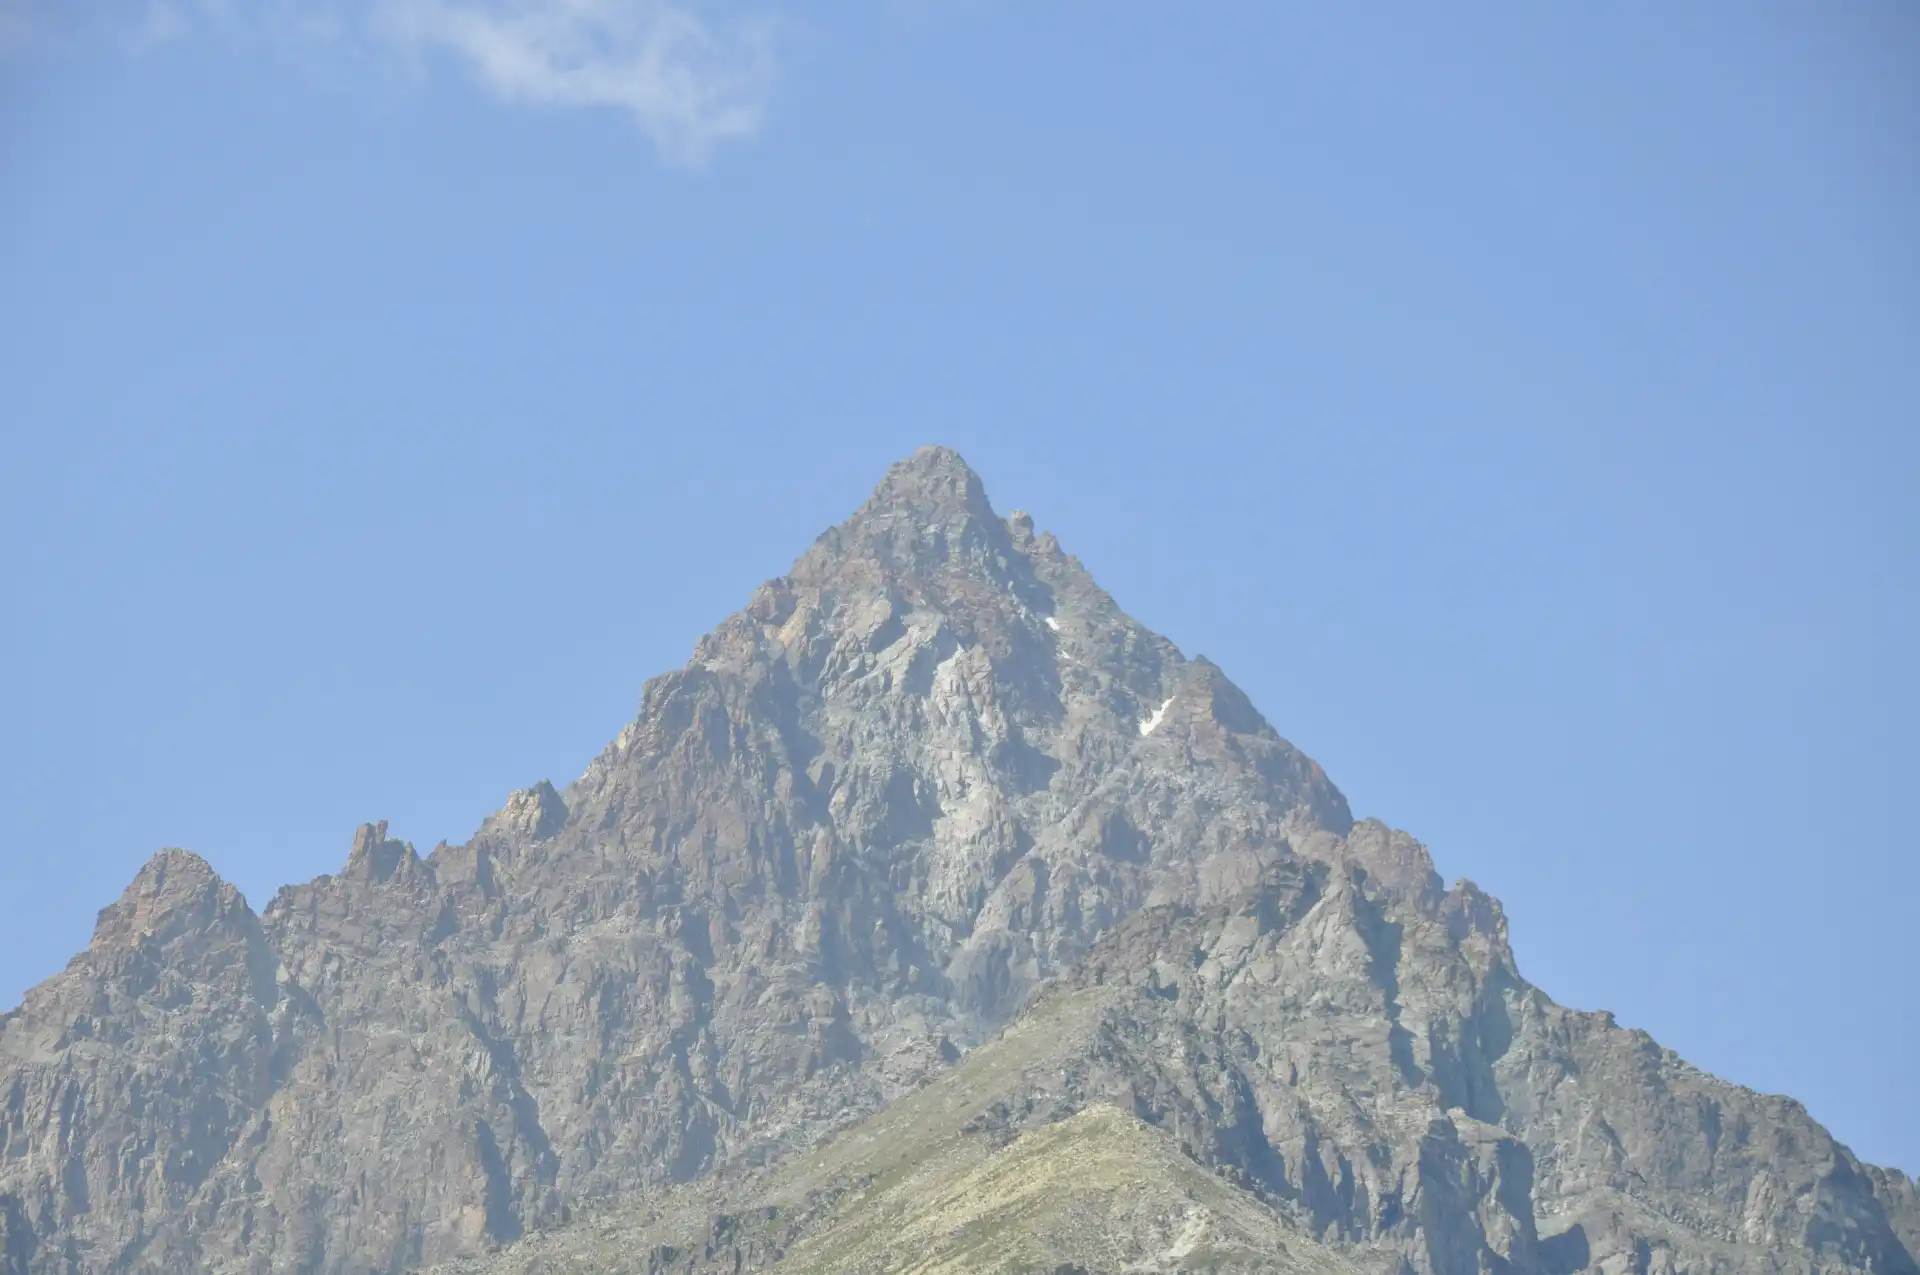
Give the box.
[859,445,995,521]
[89,847,251,952]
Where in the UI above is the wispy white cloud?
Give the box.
[377,0,776,165]
[17,0,780,166]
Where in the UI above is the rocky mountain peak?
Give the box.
[861,444,994,519]
[1333,818,1446,904]
[88,846,252,955]
[484,781,568,842]
[788,445,1026,594]
[0,448,1912,1275]
[342,820,421,885]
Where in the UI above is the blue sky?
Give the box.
[2,3,1915,1171]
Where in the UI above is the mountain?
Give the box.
[1,446,1913,1275]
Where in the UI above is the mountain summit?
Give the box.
[1,450,1913,1275]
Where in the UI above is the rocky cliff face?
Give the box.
[1008,847,1920,1275]
[0,448,1912,1275]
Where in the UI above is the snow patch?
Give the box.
[1139,697,1175,736]
[1043,616,1061,632]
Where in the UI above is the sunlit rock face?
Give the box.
[0,448,1911,1275]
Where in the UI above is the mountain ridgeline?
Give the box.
[1,448,1912,1275]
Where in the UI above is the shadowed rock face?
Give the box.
[0,447,1912,1275]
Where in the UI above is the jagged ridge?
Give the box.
[1,447,1913,1275]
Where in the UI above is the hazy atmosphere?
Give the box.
[4,0,1916,1203]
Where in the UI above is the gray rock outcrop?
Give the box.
[0,447,1911,1275]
